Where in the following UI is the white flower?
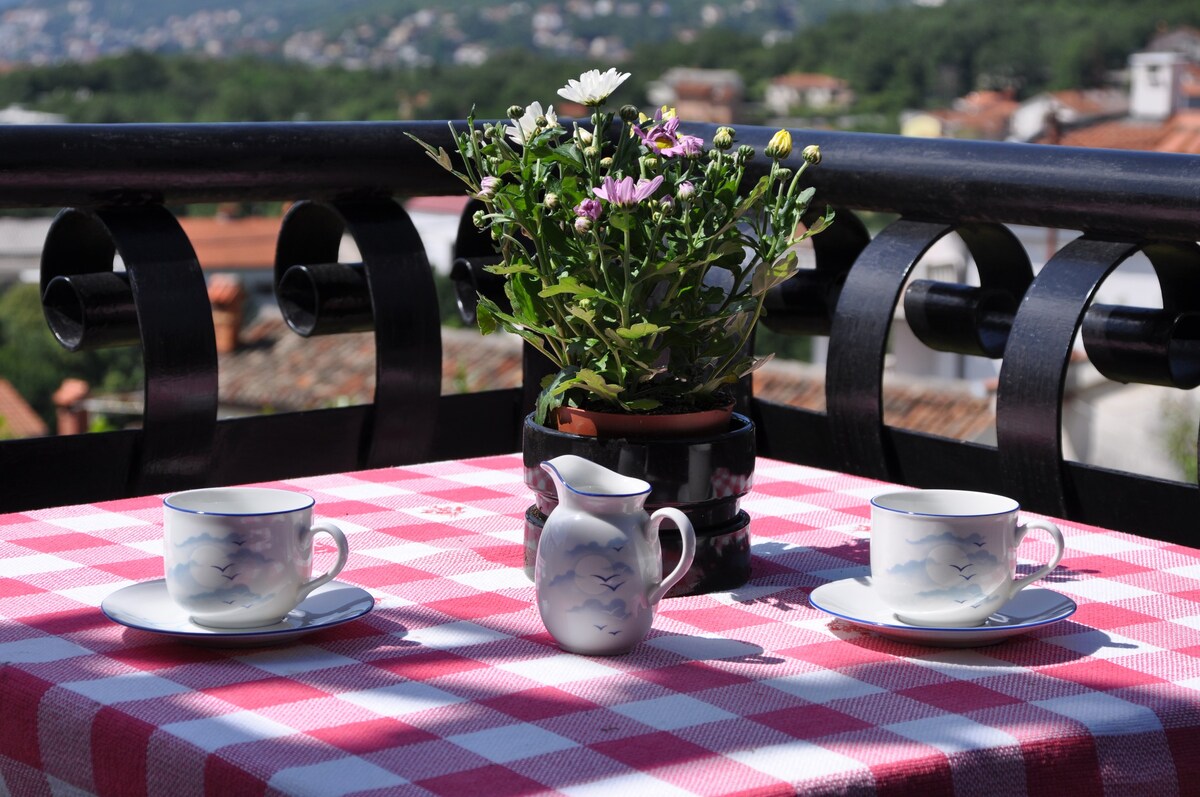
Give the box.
[505,101,557,145]
[557,68,631,106]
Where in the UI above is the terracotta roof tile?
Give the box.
[218,318,521,411]
[1048,119,1167,151]
[177,215,281,271]
[0,378,47,438]
[771,73,848,90]
[753,358,994,442]
[1036,110,1200,155]
[217,315,993,441]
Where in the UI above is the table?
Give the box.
[2,455,1199,796]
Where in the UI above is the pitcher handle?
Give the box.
[646,508,696,606]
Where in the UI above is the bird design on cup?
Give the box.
[167,525,287,610]
[891,533,1005,610]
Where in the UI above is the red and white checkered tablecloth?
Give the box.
[2,456,1200,797]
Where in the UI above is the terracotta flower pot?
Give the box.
[554,404,735,439]
[522,411,755,597]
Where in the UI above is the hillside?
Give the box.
[0,0,935,68]
[0,0,1197,128]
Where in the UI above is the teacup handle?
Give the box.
[646,508,696,606]
[1008,518,1064,598]
[298,521,349,601]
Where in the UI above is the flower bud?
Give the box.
[506,104,524,119]
[713,126,735,150]
[475,175,501,201]
[802,144,822,165]
[619,104,639,122]
[765,129,792,160]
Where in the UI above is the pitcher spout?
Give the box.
[540,455,651,503]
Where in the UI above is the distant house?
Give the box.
[1009,88,1128,142]
[900,90,1019,140]
[764,73,854,116]
[1026,40,1200,156]
[647,67,743,124]
[0,104,65,125]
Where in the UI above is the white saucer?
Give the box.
[101,579,375,648]
[808,575,1077,648]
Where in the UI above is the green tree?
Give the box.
[0,282,143,426]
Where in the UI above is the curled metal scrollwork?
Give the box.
[40,205,217,494]
[274,199,441,466]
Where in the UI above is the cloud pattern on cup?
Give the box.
[884,532,1007,610]
[166,522,306,616]
[537,537,650,646]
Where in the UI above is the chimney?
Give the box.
[208,274,247,355]
[53,378,90,436]
[1130,51,1185,120]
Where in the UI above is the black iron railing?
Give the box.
[1,121,1199,543]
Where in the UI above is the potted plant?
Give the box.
[412,68,832,594]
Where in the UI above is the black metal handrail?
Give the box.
[0,120,1197,544]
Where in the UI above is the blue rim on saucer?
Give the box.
[808,575,1077,647]
[101,579,374,647]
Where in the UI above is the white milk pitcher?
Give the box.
[535,455,696,655]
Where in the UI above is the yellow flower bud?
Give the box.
[765,129,792,160]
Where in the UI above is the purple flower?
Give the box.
[592,175,664,208]
[574,198,602,220]
[635,110,704,158]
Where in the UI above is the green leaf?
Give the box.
[609,211,637,232]
[505,272,542,326]
[535,367,578,426]
[575,369,623,400]
[475,300,498,335]
[751,249,800,295]
[546,142,585,171]
[567,305,595,324]
[484,262,538,276]
[616,322,669,340]
[539,277,601,299]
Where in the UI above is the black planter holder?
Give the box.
[521,412,756,597]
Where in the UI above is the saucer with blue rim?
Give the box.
[808,575,1077,648]
[101,579,375,648]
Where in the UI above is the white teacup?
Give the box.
[870,489,1064,627]
[162,487,349,629]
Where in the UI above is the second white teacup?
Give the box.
[162,487,349,629]
[870,489,1064,627]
